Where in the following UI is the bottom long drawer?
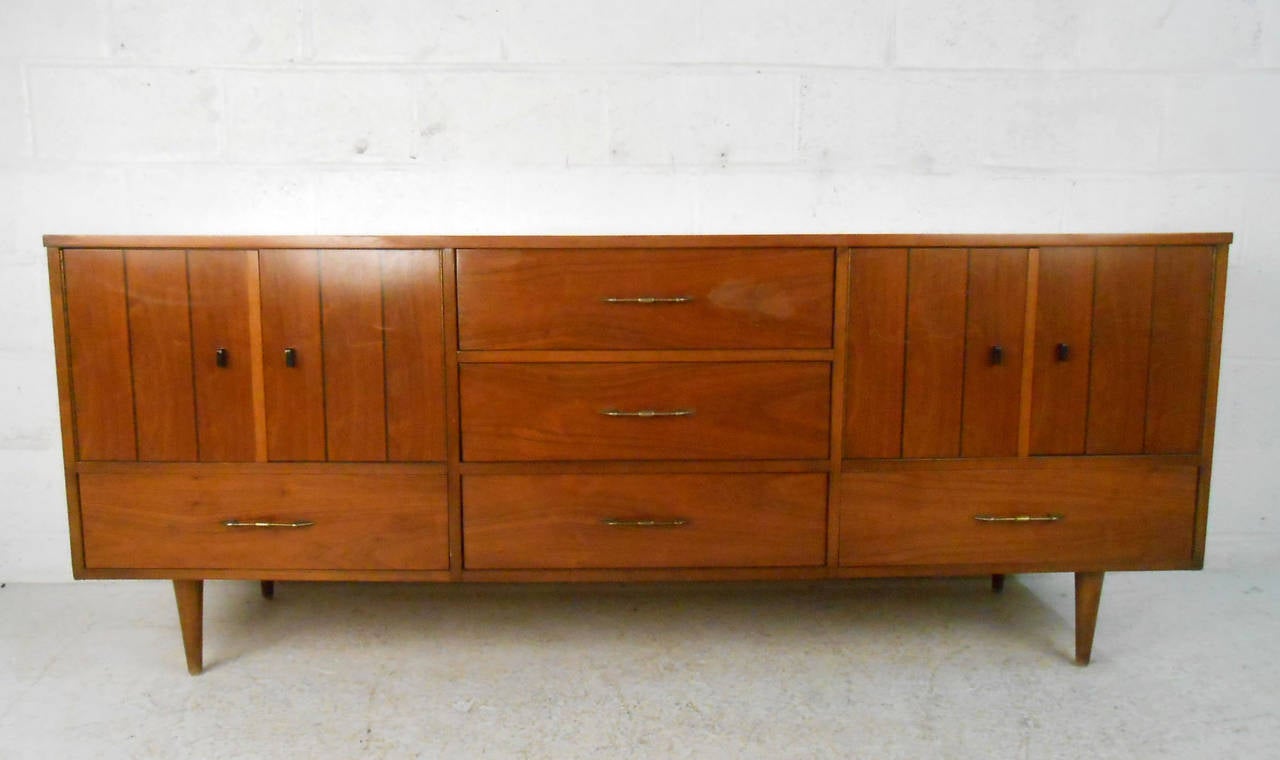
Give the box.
[79,466,449,571]
[463,473,828,570]
[839,459,1198,568]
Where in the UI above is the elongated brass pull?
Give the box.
[601,296,694,304]
[601,518,689,528]
[222,519,315,529]
[973,514,1064,523]
[600,408,695,418]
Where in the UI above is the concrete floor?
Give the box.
[1,571,1277,759]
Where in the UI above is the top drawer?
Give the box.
[456,248,835,349]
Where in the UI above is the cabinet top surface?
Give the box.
[44,233,1233,249]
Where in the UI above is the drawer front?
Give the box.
[79,468,449,571]
[456,248,835,349]
[460,362,831,461]
[839,461,1198,568]
[463,473,828,569]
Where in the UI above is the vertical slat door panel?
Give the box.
[188,250,258,462]
[845,249,908,458]
[1087,247,1155,454]
[902,248,968,458]
[124,250,197,461]
[1029,247,1095,455]
[321,251,388,461]
[260,249,326,461]
[382,250,446,462]
[961,249,1027,457]
[63,250,137,460]
[1145,246,1214,454]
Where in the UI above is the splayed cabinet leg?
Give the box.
[1074,571,1105,665]
[260,580,275,599]
[173,579,204,676]
[991,574,1006,593]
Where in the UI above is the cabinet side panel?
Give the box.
[1145,246,1214,454]
[260,250,326,461]
[845,249,907,458]
[188,250,258,461]
[1087,247,1155,453]
[124,250,197,461]
[63,249,137,460]
[382,250,446,462]
[960,249,1027,457]
[321,251,388,461]
[1029,247,1095,455]
[902,248,968,458]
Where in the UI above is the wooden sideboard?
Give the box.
[44,233,1230,674]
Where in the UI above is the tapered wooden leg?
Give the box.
[172,579,204,676]
[1074,571,1105,666]
[260,580,275,600]
[991,573,1006,593]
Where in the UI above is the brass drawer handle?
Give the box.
[973,514,1064,523]
[222,520,316,529]
[600,408,695,418]
[602,518,689,528]
[601,296,694,304]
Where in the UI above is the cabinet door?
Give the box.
[63,250,137,461]
[902,249,968,458]
[1086,247,1156,454]
[1144,246,1214,453]
[260,250,325,461]
[381,250,446,462]
[960,249,1027,457]
[188,250,259,462]
[844,249,908,458]
[1029,248,1095,455]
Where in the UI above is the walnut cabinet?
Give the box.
[45,234,1230,674]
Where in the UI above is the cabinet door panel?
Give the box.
[845,249,907,458]
[321,251,387,462]
[260,250,325,461]
[1087,247,1155,454]
[961,249,1027,457]
[124,250,197,461]
[382,250,446,462]
[188,250,258,462]
[902,249,967,458]
[1029,248,1095,455]
[1145,246,1214,454]
[64,250,137,460]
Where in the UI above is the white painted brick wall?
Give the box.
[2,0,1279,580]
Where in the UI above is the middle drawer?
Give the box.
[460,362,831,461]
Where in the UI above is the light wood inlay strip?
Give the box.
[245,251,268,462]
[1018,248,1040,457]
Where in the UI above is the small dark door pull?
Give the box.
[990,345,1004,366]
[284,348,297,368]
[215,348,228,368]
[1056,343,1071,362]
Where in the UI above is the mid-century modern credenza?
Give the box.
[44,233,1230,674]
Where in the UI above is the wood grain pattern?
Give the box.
[321,251,387,461]
[1029,247,1095,454]
[463,473,827,569]
[381,250,446,462]
[63,249,137,460]
[1145,246,1214,454]
[457,248,835,349]
[1017,249,1040,457]
[80,467,448,570]
[187,250,258,461]
[123,250,198,461]
[442,249,464,579]
[844,248,907,458]
[461,362,830,461]
[1087,247,1155,454]
[961,248,1028,457]
[259,249,325,461]
[828,249,852,567]
[839,460,1197,567]
[902,248,968,458]
[1195,245,1230,566]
